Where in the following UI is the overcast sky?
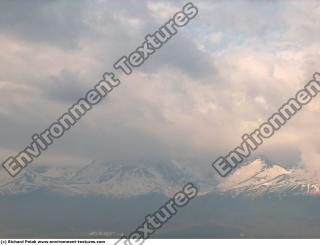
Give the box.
[1,0,320,180]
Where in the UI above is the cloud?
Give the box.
[39,70,88,103]
[0,0,91,49]
[1,0,320,182]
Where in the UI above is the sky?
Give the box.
[1,0,320,181]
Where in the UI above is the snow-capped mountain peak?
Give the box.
[218,158,320,197]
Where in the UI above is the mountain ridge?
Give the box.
[0,158,319,198]
[0,160,213,197]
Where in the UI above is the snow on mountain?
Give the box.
[1,158,319,198]
[0,161,213,197]
[0,166,73,195]
[218,158,320,197]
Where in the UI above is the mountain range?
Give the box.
[0,158,319,198]
[1,158,320,238]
